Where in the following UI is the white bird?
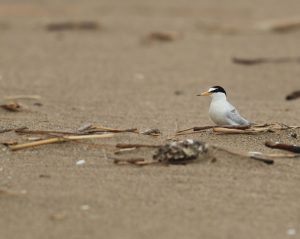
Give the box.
[197,86,250,126]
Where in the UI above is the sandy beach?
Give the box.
[0,0,300,238]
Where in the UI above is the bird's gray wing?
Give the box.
[226,108,250,126]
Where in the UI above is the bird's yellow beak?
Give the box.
[197,91,211,96]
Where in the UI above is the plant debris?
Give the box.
[286,90,300,100]
[232,57,300,65]
[9,134,114,151]
[141,31,181,44]
[140,128,162,136]
[46,21,100,31]
[256,17,300,33]
[4,95,41,100]
[0,188,27,196]
[116,143,160,149]
[176,123,299,136]
[153,139,209,164]
[79,124,138,134]
[0,101,22,112]
[265,141,300,153]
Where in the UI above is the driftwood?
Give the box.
[176,123,299,136]
[265,141,300,153]
[9,134,114,151]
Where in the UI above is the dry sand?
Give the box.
[0,0,300,238]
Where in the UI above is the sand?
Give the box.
[0,0,300,238]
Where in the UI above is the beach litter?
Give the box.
[113,140,276,166]
[175,123,300,136]
[286,90,300,101]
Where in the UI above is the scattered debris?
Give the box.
[114,147,138,155]
[76,160,86,165]
[265,141,300,153]
[0,127,32,134]
[176,125,250,136]
[77,123,93,132]
[0,101,22,112]
[141,31,181,44]
[286,90,300,100]
[113,157,150,166]
[140,128,162,136]
[1,140,18,146]
[114,140,276,166]
[46,21,100,32]
[211,146,274,165]
[290,132,298,138]
[256,17,300,33]
[174,90,184,95]
[15,128,78,136]
[232,57,300,66]
[9,134,114,151]
[80,125,138,134]
[176,123,298,136]
[153,140,209,164]
[28,137,43,141]
[116,143,160,149]
[33,102,43,107]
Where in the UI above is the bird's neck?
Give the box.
[211,93,227,102]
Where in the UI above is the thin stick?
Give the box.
[4,95,41,100]
[9,134,114,151]
[113,157,157,166]
[83,126,138,134]
[211,145,274,164]
[116,143,161,149]
[176,125,250,134]
[15,128,79,136]
[213,127,257,134]
[265,141,300,153]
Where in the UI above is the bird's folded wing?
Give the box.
[226,109,250,126]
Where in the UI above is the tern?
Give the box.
[197,86,250,126]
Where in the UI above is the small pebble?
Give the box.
[76,160,86,166]
[290,133,298,139]
[80,205,90,210]
[287,228,296,236]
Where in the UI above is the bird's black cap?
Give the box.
[209,86,227,95]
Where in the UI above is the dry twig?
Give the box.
[286,90,300,101]
[0,101,22,112]
[232,57,300,66]
[46,21,100,31]
[265,141,300,153]
[9,134,114,151]
[142,31,181,44]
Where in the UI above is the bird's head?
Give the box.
[197,86,227,99]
